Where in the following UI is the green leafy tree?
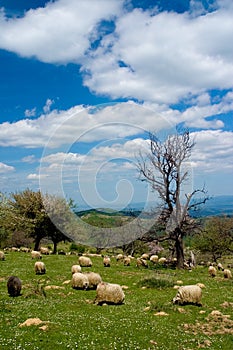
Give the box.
[0,192,10,247]
[8,189,73,252]
[193,216,233,261]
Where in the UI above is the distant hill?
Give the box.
[189,195,233,217]
[75,195,233,218]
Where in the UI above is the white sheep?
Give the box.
[208,265,217,277]
[0,251,5,260]
[40,247,50,255]
[71,265,82,274]
[141,253,149,260]
[123,256,131,266]
[78,256,92,267]
[7,276,22,297]
[71,272,89,290]
[136,258,148,268]
[217,262,224,271]
[150,255,159,263]
[158,257,167,264]
[116,254,124,261]
[223,269,232,279]
[84,272,102,289]
[173,285,202,306]
[95,282,125,305]
[34,261,46,275]
[103,256,111,267]
[31,250,42,260]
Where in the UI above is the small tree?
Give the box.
[8,189,73,252]
[193,216,233,261]
[137,130,208,268]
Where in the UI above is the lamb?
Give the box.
[71,272,89,290]
[34,261,46,275]
[78,256,92,267]
[0,250,5,260]
[208,265,217,277]
[31,250,42,260]
[173,285,202,306]
[7,276,22,297]
[150,255,159,263]
[223,269,232,279]
[103,256,111,267]
[71,264,82,274]
[94,282,125,305]
[84,272,102,289]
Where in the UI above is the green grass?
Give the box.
[0,252,233,350]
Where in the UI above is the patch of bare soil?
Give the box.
[183,310,233,336]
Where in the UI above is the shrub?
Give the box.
[137,274,174,289]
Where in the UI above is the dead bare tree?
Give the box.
[137,130,208,268]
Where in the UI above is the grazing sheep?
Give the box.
[71,272,89,290]
[217,262,224,271]
[40,247,50,255]
[31,250,42,260]
[173,285,202,306]
[208,265,217,277]
[158,257,167,264]
[34,261,46,275]
[141,253,149,260]
[84,272,102,289]
[71,264,82,274]
[136,258,148,268]
[78,256,92,267]
[150,255,159,263]
[7,276,22,297]
[103,256,111,267]
[0,251,5,260]
[116,254,124,261]
[95,282,125,305]
[123,256,131,266]
[223,269,232,279]
[20,247,30,253]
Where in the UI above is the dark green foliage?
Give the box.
[137,274,174,289]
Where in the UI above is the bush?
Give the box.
[137,274,174,289]
[69,243,86,254]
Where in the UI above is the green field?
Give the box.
[0,252,233,350]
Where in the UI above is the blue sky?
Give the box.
[0,0,233,210]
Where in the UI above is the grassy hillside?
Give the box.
[0,252,233,349]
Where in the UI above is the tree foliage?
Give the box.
[137,130,208,268]
[193,216,233,261]
[3,189,72,252]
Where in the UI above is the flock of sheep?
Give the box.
[0,248,232,307]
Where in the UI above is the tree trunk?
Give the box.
[174,230,184,269]
[34,237,41,251]
[53,240,57,254]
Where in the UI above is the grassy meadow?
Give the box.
[0,251,233,350]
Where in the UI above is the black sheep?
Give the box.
[7,276,22,297]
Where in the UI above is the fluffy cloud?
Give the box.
[83,3,233,103]
[0,1,232,105]
[191,130,233,173]
[0,0,123,64]
[0,102,173,148]
[0,162,15,173]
